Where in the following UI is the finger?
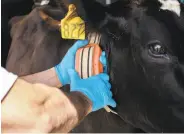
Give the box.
[97,73,112,96]
[100,51,107,66]
[107,98,117,108]
[100,52,108,73]
[68,69,80,82]
[69,40,88,53]
[98,73,109,81]
[106,89,113,98]
[103,81,111,92]
[105,82,111,90]
[106,83,112,97]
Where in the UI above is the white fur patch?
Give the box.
[40,0,50,5]
[158,0,181,16]
[106,0,111,5]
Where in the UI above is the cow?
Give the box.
[5,0,184,132]
[1,0,33,67]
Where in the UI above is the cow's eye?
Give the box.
[148,40,167,58]
[150,44,166,55]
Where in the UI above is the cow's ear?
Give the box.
[39,6,65,20]
[9,16,26,27]
[179,3,184,29]
[174,3,184,31]
[9,16,26,37]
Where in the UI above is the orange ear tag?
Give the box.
[61,4,85,40]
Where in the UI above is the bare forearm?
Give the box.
[20,69,92,132]
[2,78,92,133]
[21,68,62,88]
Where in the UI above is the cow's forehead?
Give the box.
[158,0,181,16]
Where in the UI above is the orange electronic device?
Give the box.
[75,33,103,78]
[75,43,103,79]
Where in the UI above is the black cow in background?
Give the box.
[1,0,33,67]
[5,0,184,132]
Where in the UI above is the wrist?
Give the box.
[54,65,67,86]
[21,68,62,88]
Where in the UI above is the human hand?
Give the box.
[100,51,108,73]
[1,79,79,133]
[55,40,88,86]
[68,69,116,111]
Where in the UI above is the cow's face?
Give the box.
[102,0,184,132]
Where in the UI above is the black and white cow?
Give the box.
[5,0,184,132]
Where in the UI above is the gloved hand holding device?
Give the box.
[68,69,116,111]
[55,40,88,86]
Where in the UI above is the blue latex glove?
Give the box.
[55,40,88,86]
[68,69,116,111]
[100,51,108,73]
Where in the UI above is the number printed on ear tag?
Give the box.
[61,4,85,40]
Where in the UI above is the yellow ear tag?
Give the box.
[61,4,85,40]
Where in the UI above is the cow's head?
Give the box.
[97,0,184,132]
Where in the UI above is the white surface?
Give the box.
[106,0,111,5]
[159,0,181,16]
[1,67,18,100]
[40,0,50,5]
